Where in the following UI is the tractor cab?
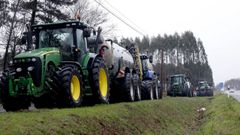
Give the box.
[28,21,91,61]
[140,54,154,80]
[167,74,191,96]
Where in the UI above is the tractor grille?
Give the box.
[14,57,42,87]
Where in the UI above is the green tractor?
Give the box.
[167,74,192,97]
[0,20,110,111]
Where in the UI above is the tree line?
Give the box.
[120,31,213,86]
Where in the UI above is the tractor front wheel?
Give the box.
[58,66,84,107]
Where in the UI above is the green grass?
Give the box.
[195,94,240,135]
[0,97,211,135]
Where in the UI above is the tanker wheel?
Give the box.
[122,73,135,102]
[133,74,141,101]
[0,74,30,111]
[153,80,159,99]
[91,57,110,104]
[58,66,83,107]
[141,81,154,100]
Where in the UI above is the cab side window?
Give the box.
[76,29,86,53]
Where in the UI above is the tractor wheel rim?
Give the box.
[71,75,81,101]
[99,68,108,97]
[130,82,134,100]
[156,85,159,99]
[150,87,153,100]
[137,85,141,99]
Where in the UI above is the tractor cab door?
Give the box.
[56,28,74,61]
[75,29,87,62]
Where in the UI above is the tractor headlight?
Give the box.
[31,58,37,62]
[9,60,13,65]
[16,68,22,72]
[27,66,34,71]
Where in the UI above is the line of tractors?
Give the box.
[0,20,162,111]
[167,74,213,97]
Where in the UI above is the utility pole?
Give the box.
[160,49,164,97]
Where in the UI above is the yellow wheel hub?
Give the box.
[70,75,81,101]
[99,68,108,97]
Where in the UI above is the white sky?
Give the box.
[92,0,240,84]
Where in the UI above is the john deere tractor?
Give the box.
[0,20,110,111]
[167,74,192,97]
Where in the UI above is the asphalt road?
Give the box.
[226,90,240,102]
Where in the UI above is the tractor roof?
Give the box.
[140,54,149,59]
[170,74,186,77]
[32,20,89,30]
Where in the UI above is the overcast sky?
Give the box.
[92,0,240,84]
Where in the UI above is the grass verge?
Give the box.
[195,94,240,135]
[0,97,211,135]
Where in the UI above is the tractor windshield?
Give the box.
[198,81,209,89]
[171,76,183,85]
[38,28,73,49]
[142,59,151,71]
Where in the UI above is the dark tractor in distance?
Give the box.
[167,74,192,97]
[140,54,161,100]
[196,81,213,96]
[0,20,110,111]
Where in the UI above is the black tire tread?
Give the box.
[133,74,141,101]
[122,73,134,102]
[141,80,154,100]
[90,57,110,104]
[57,65,84,107]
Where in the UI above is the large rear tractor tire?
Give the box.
[0,73,30,111]
[58,66,84,107]
[141,81,154,100]
[133,74,141,101]
[122,73,135,102]
[91,57,110,104]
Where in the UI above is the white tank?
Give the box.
[101,42,134,77]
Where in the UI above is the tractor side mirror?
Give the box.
[106,39,113,45]
[149,55,153,63]
[21,31,34,50]
[83,28,91,37]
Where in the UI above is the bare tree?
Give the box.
[70,0,116,37]
[3,0,21,70]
